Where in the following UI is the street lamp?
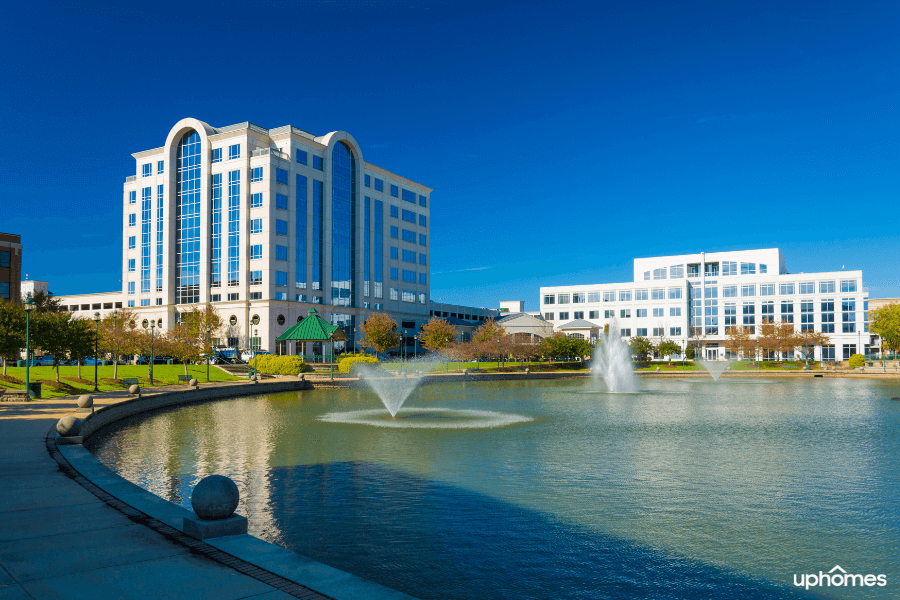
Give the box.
[414,335,418,361]
[402,329,407,363]
[112,309,118,370]
[497,337,501,372]
[206,324,211,382]
[149,320,155,386]
[24,296,34,399]
[93,312,101,392]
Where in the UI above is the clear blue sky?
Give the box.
[2,1,898,310]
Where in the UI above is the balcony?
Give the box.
[251,147,289,161]
[125,175,136,182]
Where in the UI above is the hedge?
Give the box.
[249,355,308,375]
[338,355,380,374]
[848,353,865,368]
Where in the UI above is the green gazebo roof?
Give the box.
[276,308,348,342]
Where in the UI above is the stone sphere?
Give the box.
[191,475,239,520]
[525,368,530,374]
[56,415,83,437]
[189,379,197,386]
[128,384,140,395]
[77,394,93,408]
[463,369,469,375]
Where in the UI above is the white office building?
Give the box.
[58,117,447,355]
[540,248,874,362]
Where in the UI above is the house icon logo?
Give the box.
[793,565,887,590]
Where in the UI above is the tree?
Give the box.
[538,333,572,360]
[869,303,900,358]
[359,312,400,356]
[0,301,25,375]
[98,308,140,379]
[629,336,653,363]
[164,322,200,376]
[656,339,681,359]
[419,317,458,354]
[757,318,779,361]
[774,320,800,361]
[66,318,97,380]
[724,326,754,360]
[796,329,830,365]
[31,312,72,381]
[28,290,63,314]
[685,344,695,360]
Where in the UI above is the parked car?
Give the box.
[31,355,59,366]
[241,350,269,363]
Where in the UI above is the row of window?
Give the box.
[388,267,427,285]
[363,174,428,207]
[389,226,427,246]
[545,289,684,304]
[545,308,683,321]
[141,161,165,177]
[387,204,427,227]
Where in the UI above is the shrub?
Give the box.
[848,353,865,368]
[338,355,380,374]
[249,355,307,375]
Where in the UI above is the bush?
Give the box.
[249,355,307,375]
[338,355,380,374]
[848,353,865,368]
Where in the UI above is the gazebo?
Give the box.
[276,308,348,379]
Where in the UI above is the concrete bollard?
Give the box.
[183,475,247,540]
[77,394,94,410]
[56,415,83,437]
[525,368,530,374]
[128,384,141,396]
[463,369,469,375]
[188,378,198,387]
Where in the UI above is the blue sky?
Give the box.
[1,1,898,310]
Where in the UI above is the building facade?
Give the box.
[58,118,438,354]
[0,233,22,304]
[541,248,874,361]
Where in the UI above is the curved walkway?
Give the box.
[0,381,388,600]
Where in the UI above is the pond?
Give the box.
[87,377,900,599]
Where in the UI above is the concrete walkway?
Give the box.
[0,383,328,600]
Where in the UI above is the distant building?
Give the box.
[0,233,22,304]
[20,279,48,300]
[540,248,874,362]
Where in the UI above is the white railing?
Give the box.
[125,175,136,182]
[251,147,289,160]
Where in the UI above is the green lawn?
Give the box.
[0,365,241,399]
[635,361,703,371]
[728,360,818,371]
[379,360,587,373]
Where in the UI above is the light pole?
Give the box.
[206,324,211,382]
[414,335,418,361]
[112,309,118,372]
[24,297,34,398]
[149,320,155,386]
[402,329,407,364]
[497,337,501,372]
[93,312,101,392]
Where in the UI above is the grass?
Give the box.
[728,360,819,371]
[378,360,587,373]
[0,365,241,399]
[635,361,703,371]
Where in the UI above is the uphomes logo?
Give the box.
[794,565,887,590]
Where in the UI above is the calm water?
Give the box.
[88,378,900,599]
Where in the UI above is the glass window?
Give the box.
[759,284,775,296]
[296,149,308,165]
[402,229,416,243]
[129,213,136,226]
[250,270,262,285]
[251,218,262,234]
[800,281,815,294]
[157,160,164,174]
[620,309,631,318]
[741,285,755,297]
[402,269,416,283]
[635,289,648,300]
[402,289,415,303]
[643,271,650,281]
[213,148,222,163]
[800,301,814,331]
[276,193,288,210]
[636,308,647,318]
[276,271,288,287]
[276,168,288,184]
[251,193,263,208]
[390,226,399,239]
[821,299,835,333]
[588,292,601,303]
[364,173,370,187]
[402,249,416,263]
[670,307,681,316]
[390,267,398,280]
[840,279,857,292]
[687,264,700,278]
[779,282,795,295]
[670,264,684,279]
[251,167,263,182]
[573,292,586,303]
[668,287,682,299]
[621,328,631,337]
[390,246,398,259]
[704,263,718,277]
[820,280,835,294]
[313,156,323,170]
[841,298,856,333]
[420,254,427,267]
[558,293,570,304]
[419,195,427,207]
[721,261,737,276]
[142,163,151,177]
[724,303,736,327]
[374,178,384,192]
[781,301,793,323]
[419,273,427,285]
[128,190,136,204]
[276,219,288,235]
[603,291,615,302]
[670,327,681,336]
[250,244,262,259]
[636,328,648,336]
[544,312,554,320]
[543,294,555,305]
[722,285,737,298]
[128,281,135,294]
[604,310,614,318]
[559,312,570,320]
[653,268,667,280]
[229,144,240,160]
[653,308,664,317]
[402,209,416,223]
[402,189,416,204]
[759,264,767,274]
[128,258,135,272]
[419,234,427,246]
[419,214,427,227]
[651,288,665,300]
[390,184,399,198]
[390,205,399,218]
[128,236,136,249]
[741,262,756,275]
[704,286,718,298]
[276,245,288,261]
[619,290,632,302]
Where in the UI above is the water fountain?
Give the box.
[355,363,424,417]
[698,358,731,382]
[591,318,638,393]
